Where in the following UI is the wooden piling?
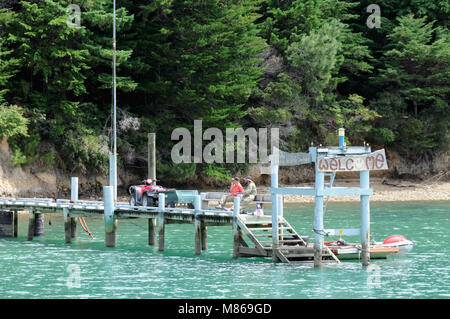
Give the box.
[63,208,72,244]
[195,218,201,255]
[148,133,156,185]
[194,195,202,255]
[105,219,118,247]
[34,213,45,237]
[71,218,77,238]
[27,211,35,241]
[13,210,18,237]
[232,196,241,259]
[0,210,15,237]
[158,193,165,252]
[104,186,117,247]
[148,218,157,246]
[200,221,207,251]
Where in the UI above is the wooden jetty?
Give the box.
[0,128,391,267]
[0,191,336,264]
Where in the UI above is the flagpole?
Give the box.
[110,0,118,202]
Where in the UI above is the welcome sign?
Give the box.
[317,149,388,172]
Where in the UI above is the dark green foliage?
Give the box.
[0,0,448,182]
[369,15,449,157]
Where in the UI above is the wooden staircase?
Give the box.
[234,215,340,264]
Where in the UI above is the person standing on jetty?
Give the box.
[218,177,244,209]
[241,176,257,213]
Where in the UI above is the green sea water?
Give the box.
[0,201,448,299]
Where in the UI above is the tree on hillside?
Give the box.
[119,0,266,181]
[249,0,374,150]
[0,0,135,173]
[0,6,28,141]
[370,15,450,157]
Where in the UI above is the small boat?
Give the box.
[325,234,414,260]
[326,244,399,260]
[375,234,414,256]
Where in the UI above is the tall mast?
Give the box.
[113,0,117,157]
[110,0,118,201]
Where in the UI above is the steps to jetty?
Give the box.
[233,215,339,264]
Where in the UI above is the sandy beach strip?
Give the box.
[200,180,450,204]
[263,180,450,203]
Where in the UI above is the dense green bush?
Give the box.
[0,0,448,181]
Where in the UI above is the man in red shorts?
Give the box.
[218,177,244,209]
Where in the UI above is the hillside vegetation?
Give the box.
[0,0,448,186]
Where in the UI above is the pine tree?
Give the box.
[130,0,265,129]
[250,0,374,149]
[0,0,135,173]
[371,15,450,156]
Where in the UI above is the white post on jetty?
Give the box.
[109,155,117,202]
[147,134,157,245]
[270,151,280,262]
[109,0,118,202]
[360,170,370,266]
[104,186,117,247]
[71,177,78,201]
[70,177,78,238]
[313,162,325,268]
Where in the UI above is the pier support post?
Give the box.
[194,195,202,255]
[271,154,280,262]
[14,210,18,237]
[34,213,44,237]
[27,210,35,241]
[104,186,117,247]
[71,218,78,238]
[200,192,208,210]
[199,192,207,250]
[0,210,16,237]
[148,218,157,246]
[277,194,283,241]
[200,221,207,251]
[158,193,165,252]
[232,196,241,259]
[360,170,370,266]
[63,208,72,244]
[70,177,78,238]
[148,133,156,185]
[313,169,325,268]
